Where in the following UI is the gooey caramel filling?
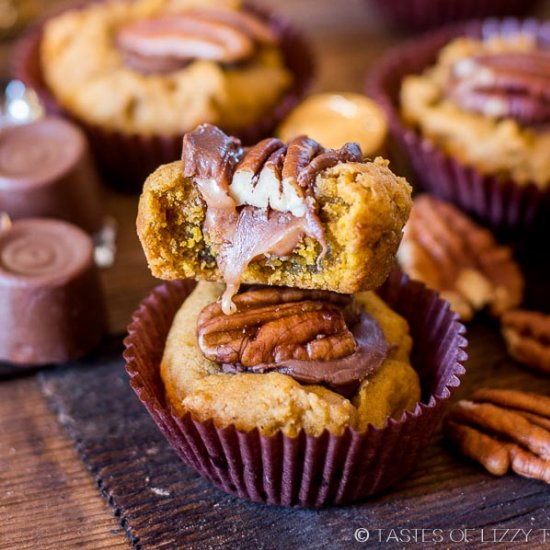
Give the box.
[182,124,361,314]
[184,125,385,394]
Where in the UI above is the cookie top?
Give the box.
[401,33,550,187]
[41,0,292,135]
[161,281,420,436]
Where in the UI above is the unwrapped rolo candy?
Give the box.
[0,218,107,366]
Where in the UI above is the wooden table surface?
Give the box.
[1,1,550,548]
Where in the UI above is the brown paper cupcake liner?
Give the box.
[368,0,542,33]
[123,271,467,508]
[13,3,314,192]
[366,19,550,236]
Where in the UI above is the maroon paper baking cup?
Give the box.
[123,271,467,508]
[367,0,542,33]
[366,19,550,236]
[13,3,314,192]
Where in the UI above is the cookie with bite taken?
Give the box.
[137,123,417,432]
[137,124,412,313]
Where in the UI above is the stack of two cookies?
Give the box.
[138,122,418,433]
[129,124,466,506]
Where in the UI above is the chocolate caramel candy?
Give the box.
[0,218,107,366]
[277,93,388,156]
[0,117,104,233]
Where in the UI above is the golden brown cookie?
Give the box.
[401,35,550,188]
[138,156,412,295]
[41,0,291,135]
[161,281,421,436]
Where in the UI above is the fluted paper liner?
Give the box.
[13,3,314,192]
[368,0,541,33]
[123,272,467,508]
[366,19,550,235]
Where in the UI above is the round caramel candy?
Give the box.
[0,218,107,366]
[0,117,105,233]
[277,93,388,156]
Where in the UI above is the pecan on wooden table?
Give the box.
[445,388,550,484]
[502,310,550,375]
[397,195,523,321]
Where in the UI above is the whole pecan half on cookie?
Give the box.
[447,51,550,126]
[502,310,550,375]
[197,287,357,366]
[397,195,523,321]
[196,287,388,397]
[445,388,550,484]
[117,8,278,74]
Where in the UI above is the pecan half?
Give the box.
[117,8,277,72]
[445,388,550,483]
[281,136,323,191]
[229,138,288,212]
[196,286,388,396]
[197,287,356,366]
[447,51,550,126]
[397,195,523,321]
[188,8,277,46]
[502,309,550,375]
[297,142,362,188]
[233,138,285,181]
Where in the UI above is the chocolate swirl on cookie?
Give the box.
[117,8,278,74]
[182,124,362,314]
[447,50,550,126]
[197,287,388,397]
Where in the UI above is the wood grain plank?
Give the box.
[0,376,130,550]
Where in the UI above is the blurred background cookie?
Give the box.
[368,19,550,235]
[14,0,314,191]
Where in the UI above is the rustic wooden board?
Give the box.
[0,374,129,549]
[37,252,550,550]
